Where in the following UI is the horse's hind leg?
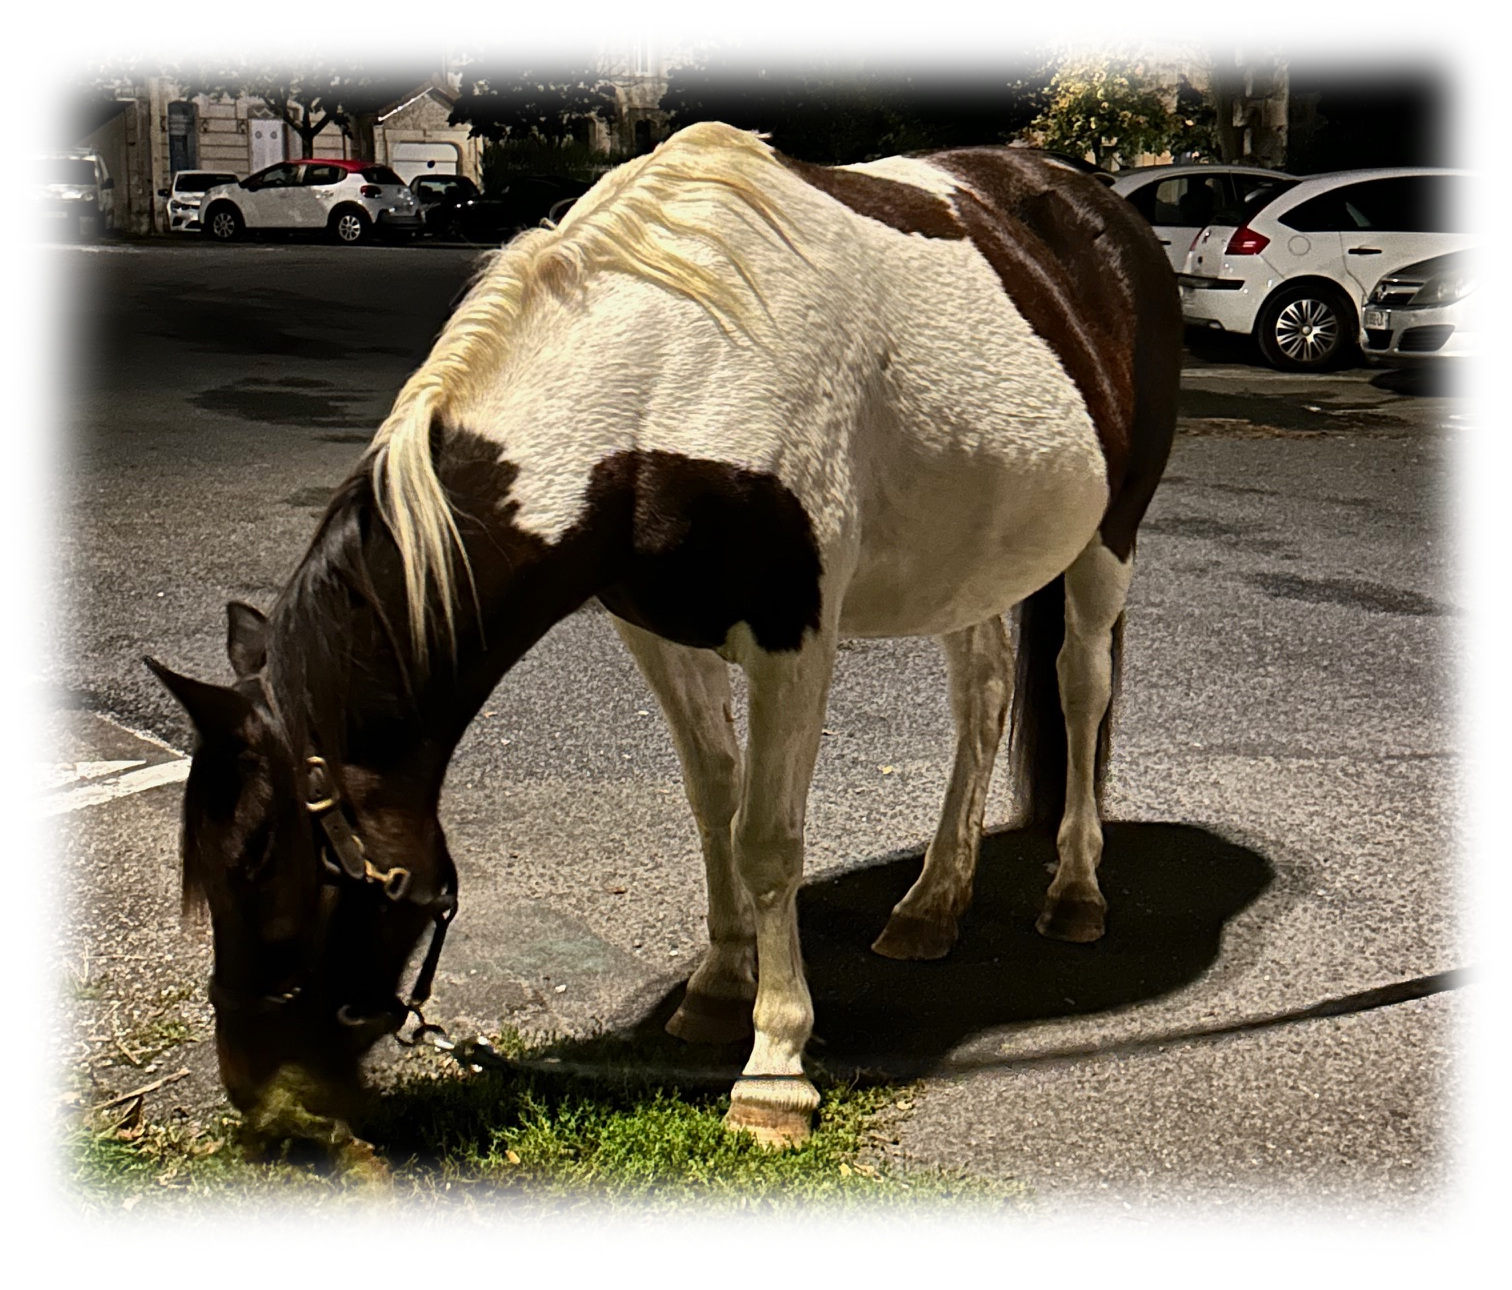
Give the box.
[872,616,1011,960]
[1040,539,1133,943]
[611,618,754,1044]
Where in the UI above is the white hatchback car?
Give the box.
[160,170,240,233]
[1180,168,1475,370]
[1109,163,1296,272]
[200,159,423,245]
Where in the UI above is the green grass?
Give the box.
[65,1033,1030,1217]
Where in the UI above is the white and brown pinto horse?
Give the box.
[147,122,1180,1148]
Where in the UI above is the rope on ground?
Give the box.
[410,966,1471,1085]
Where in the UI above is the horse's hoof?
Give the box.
[870,912,957,961]
[1036,894,1106,943]
[665,990,754,1045]
[724,1078,818,1149]
[725,1076,819,1148]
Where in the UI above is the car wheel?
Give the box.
[329,207,370,245]
[1256,283,1357,372]
[204,203,243,243]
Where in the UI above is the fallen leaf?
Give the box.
[506,1149,521,1165]
[879,765,895,775]
[603,883,627,895]
[109,1096,144,1136]
[838,1163,852,1176]
[122,1196,140,1212]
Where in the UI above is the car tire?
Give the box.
[203,203,243,243]
[328,207,370,246]
[1255,282,1358,372]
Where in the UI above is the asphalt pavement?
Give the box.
[35,239,1478,1229]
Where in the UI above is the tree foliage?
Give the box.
[1024,55,1214,170]
[659,59,1053,166]
[447,65,618,145]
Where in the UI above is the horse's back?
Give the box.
[424,127,1179,645]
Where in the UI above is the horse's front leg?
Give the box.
[721,619,837,1148]
[611,617,754,1044]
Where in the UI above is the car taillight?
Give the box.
[1225,226,1270,256]
[360,184,381,198]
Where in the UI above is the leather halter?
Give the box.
[302,754,457,1028]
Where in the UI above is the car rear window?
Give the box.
[360,166,404,186]
[1219,178,1297,226]
[37,158,98,185]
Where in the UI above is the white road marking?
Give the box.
[44,758,189,816]
[43,760,146,791]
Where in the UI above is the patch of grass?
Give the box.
[65,1031,1029,1217]
[121,1014,196,1062]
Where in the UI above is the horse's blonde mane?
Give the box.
[364,122,803,672]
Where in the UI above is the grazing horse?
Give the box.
[147,122,1180,1149]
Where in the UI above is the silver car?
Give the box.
[1360,251,1477,363]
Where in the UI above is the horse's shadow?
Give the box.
[574,821,1274,1083]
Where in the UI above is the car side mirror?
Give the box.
[102,178,114,191]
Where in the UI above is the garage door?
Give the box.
[392,143,460,184]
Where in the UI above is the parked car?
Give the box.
[159,170,240,233]
[410,173,591,243]
[1179,168,1475,371]
[200,159,423,245]
[1360,251,1477,364]
[1110,163,1296,271]
[31,151,115,240]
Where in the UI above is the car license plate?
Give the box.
[1363,307,1389,329]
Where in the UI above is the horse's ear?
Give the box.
[144,657,255,742]
[226,602,268,678]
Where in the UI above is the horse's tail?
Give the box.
[1007,577,1123,827]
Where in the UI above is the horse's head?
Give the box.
[146,602,456,1140]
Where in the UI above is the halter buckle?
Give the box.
[304,755,337,814]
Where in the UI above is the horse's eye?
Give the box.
[241,817,275,876]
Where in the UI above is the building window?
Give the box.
[633,37,653,77]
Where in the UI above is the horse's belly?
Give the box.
[837,462,1108,638]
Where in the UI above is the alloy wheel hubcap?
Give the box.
[1275,298,1339,363]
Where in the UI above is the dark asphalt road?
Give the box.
[40,239,1472,1222]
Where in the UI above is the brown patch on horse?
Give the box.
[929,149,1180,559]
[436,431,825,658]
[776,155,966,241]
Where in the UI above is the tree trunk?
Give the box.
[348,113,377,162]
